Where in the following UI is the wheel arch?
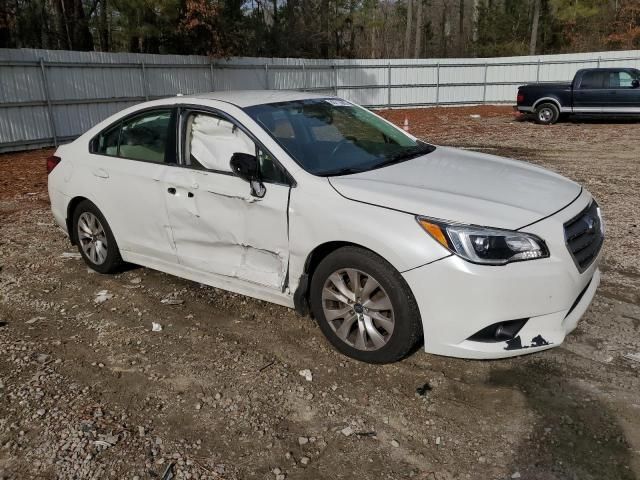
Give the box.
[66,196,92,245]
[293,240,392,316]
[532,97,562,111]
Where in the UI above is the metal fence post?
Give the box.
[387,62,391,109]
[435,63,440,106]
[482,62,489,103]
[333,64,338,96]
[597,56,601,67]
[536,58,541,82]
[209,61,215,91]
[302,63,306,90]
[265,64,270,89]
[39,58,57,147]
[140,62,149,101]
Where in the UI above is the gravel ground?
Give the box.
[0,106,639,480]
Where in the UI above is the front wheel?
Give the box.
[535,102,560,125]
[309,247,422,364]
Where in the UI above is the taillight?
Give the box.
[46,155,61,174]
[517,93,525,103]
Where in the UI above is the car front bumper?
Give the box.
[402,190,602,359]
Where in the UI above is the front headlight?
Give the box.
[417,217,549,265]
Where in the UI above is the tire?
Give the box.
[72,200,123,274]
[535,102,560,125]
[309,246,422,364]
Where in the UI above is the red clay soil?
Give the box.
[0,148,53,201]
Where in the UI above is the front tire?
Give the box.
[535,102,560,125]
[72,200,123,274]
[309,247,422,364]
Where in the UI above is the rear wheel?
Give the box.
[72,200,123,274]
[309,246,422,364]
[535,102,560,125]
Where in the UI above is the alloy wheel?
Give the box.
[77,212,108,265]
[321,268,395,351]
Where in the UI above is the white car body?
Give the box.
[48,91,603,359]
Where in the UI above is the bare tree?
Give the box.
[529,0,540,55]
[403,0,413,57]
[414,0,423,58]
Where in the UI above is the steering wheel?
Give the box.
[329,136,357,158]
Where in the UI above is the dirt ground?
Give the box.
[1,106,639,480]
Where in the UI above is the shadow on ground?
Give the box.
[489,361,636,480]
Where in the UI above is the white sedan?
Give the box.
[47,91,604,363]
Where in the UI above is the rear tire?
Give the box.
[309,246,422,364]
[72,200,123,274]
[535,102,560,125]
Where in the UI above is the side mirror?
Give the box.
[229,152,265,198]
[632,79,640,89]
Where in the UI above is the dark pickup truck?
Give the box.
[516,67,640,124]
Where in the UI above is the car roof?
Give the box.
[189,90,329,108]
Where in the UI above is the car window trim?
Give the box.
[177,104,296,187]
[89,106,178,165]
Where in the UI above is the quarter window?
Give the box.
[95,124,120,156]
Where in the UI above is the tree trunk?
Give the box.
[414,0,422,58]
[403,0,412,58]
[529,0,540,55]
[99,0,109,51]
[320,0,329,57]
[458,0,465,55]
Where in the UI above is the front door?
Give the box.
[604,69,640,111]
[162,110,291,290]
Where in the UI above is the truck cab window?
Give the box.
[580,71,606,89]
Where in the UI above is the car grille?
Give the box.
[564,201,604,272]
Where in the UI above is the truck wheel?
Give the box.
[535,103,560,125]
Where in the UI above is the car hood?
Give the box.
[328,146,581,230]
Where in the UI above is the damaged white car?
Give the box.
[47,91,604,363]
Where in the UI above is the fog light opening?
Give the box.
[468,319,528,343]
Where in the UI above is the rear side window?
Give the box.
[95,124,120,156]
[580,71,606,89]
[91,109,173,163]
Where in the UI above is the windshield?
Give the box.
[244,98,435,176]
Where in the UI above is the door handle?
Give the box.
[188,192,194,198]
[92,168,109,179]
[167,187,177,195]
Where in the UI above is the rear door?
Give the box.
[161,108,292,290]
[87,108,179,263]
[573,70,607,112]
[604,69,640,111]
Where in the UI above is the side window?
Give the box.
[185,112,290,184]
[186,113,254,172]
[580,71,606,89]
[608,71,634,88]
[94,124,120,156]
[119,110,172,163]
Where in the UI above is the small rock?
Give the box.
[298,436,309,446]
[152,322,163,332]
[94,290,113,304]
[130,277,142,284]
[340,426,353,437]
[36,354,49,363]
[138,426,145,437]
[195,403,202,411]
[161,297,184,305]
[390,439,400,448]
[511,473,521,479]
[300,456,310,465]
[272,467,281,475]
[435,436,441,445]
[298,369,313,382]
[284,452,292,460]
[36,409,46,417]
